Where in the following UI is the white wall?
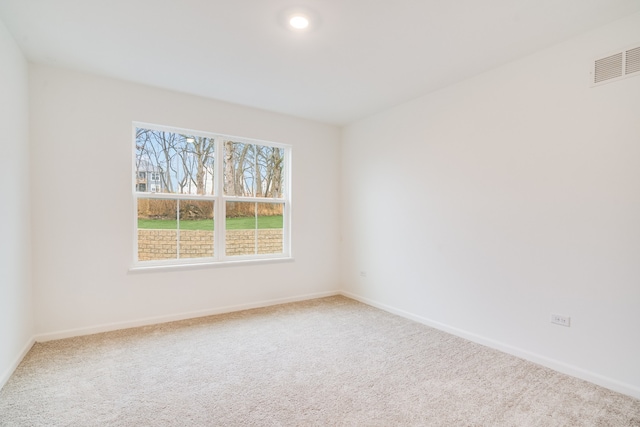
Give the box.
[29,65,341,338]
[341,13,640,397]
[0,19,33,387]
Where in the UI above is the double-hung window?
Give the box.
[133,123,290,267]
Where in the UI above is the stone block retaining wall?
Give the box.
[138,229,283,261]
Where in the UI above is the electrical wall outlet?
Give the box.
[359,271,367,278]
[551,314,571,327]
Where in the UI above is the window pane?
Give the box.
[223,141,284,198]
[179,200,214,259]
[261,145,285,198]
[226,201,256,256]
[137,199,177,261]
[225,202,284,257]
[135,128,215,195]
[257,203,283,255]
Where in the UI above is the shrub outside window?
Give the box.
[133,123,290,267]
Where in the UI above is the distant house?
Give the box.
[136,162,164,193]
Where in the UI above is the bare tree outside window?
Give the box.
[223,141,284,198]
[136,129,215,195]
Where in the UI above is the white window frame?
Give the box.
[131,122,292,269]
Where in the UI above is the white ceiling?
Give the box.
[1,0,640,125]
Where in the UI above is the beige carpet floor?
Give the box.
[1,296,639,426]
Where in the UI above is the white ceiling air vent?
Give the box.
[592,44,640,87]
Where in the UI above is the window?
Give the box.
[133,123,290,267]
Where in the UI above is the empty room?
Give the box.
[1,0,639,425]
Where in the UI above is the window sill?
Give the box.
[128,256,294,274]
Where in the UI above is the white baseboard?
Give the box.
[0,337,35,391]
[35,290,341,342]
[340,290,640,400]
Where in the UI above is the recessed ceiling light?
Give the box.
[289,15,309,30]
[279,7,318,33]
